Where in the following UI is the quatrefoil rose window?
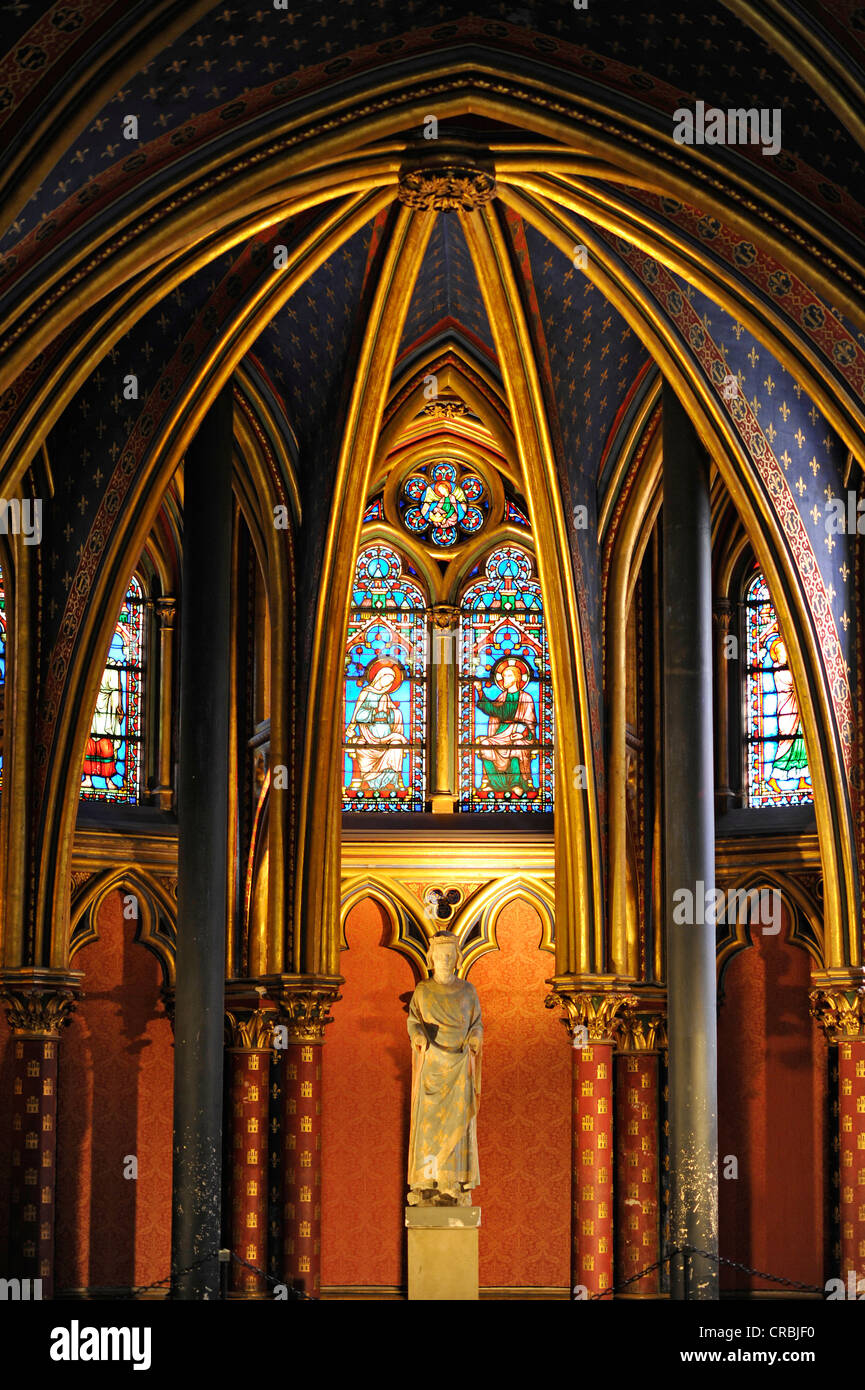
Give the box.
[400,461,487,547]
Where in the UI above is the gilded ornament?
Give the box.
[397,165,496,213]
[544,986,638,1042]
[225,1007,276,1050]
[0,985,79,1037]
[269,980,342,1044]
[809,985,865,1041]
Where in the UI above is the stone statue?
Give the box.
[407,930,482,1206]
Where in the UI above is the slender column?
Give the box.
[225,1007,274,1297]
[662,381,719,1300]
[712,599,733,813]
[171,384,233,1299]
[0,976,79,1300]
[151,597,176,810]
[615,1010,665,1296]
[546,987,635,1298]
[270,979,340,1298]
[428,605,459,812]
[811,983,865,1289]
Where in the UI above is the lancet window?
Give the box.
[743,568,812,807]
[80,574,145,803]
[343,544,428,812]
[458,546,554,811]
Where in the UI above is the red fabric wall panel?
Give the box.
[321,896,570,1291]
[717,910,827,1292]
[321,898,418,1289]
[54,889,173,1292]
[469,902,570,1290]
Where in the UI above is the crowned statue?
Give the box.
[406,931,482,1206]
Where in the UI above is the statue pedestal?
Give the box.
[405,1206,480,1300]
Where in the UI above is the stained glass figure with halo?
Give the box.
[343,544,427,811]
[458,546,553,811]
[401,462,486,547]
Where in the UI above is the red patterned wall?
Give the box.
[54,889,174,1293]
[469,902,571,1290]
[321,898,417,1289]
[321,896,571,1291]
[717,908,828,1292]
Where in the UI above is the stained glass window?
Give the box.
[400,461,487,547]
[362,497,384,523]
[505,500,529,527]
[744,569,812,807]
[343,544,427,812]
[458,546,554,811]
[80,575,145,803]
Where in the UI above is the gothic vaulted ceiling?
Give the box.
[2,0,865,959]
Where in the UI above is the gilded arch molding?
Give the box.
[501,184,858,972]
[28,193,389,968]
[4,57,865,400]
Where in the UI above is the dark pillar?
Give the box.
[171,385,233,1298]
[662,381,719,1299]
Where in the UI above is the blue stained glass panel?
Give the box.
[344,545,427,812]
[744,569,812,807]
[458,546,554,812]
[80,575,144,803]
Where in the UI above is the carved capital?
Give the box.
[155,596,177,628]
[397,163,496,212]
[712,598,734,633]
[544,982,638,1043]
[267,976,342,1044]
[617,1010,668,1052]
[809,983,865,1041]
[428,604,460,631]
[0,972,82,1037]
[225,1006,275,1050]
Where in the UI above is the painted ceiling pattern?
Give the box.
[0,0,862,877]
[398,214,494,360]
[2,1,864,283]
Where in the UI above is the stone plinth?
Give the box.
[406,1206,480,1301]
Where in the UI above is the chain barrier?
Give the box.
[587,1244,825,1300]
[120,1250,312,1301]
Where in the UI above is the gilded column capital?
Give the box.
[265,974,342,1044]
[428,604,460,630]
[809,978,865,1041]
[618,1010,668,1053]
[0,970,83,1037]
[224,1006,275,1050]
[155,596,177,628]
[544,979,638,1043]
[712,598,734,631]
